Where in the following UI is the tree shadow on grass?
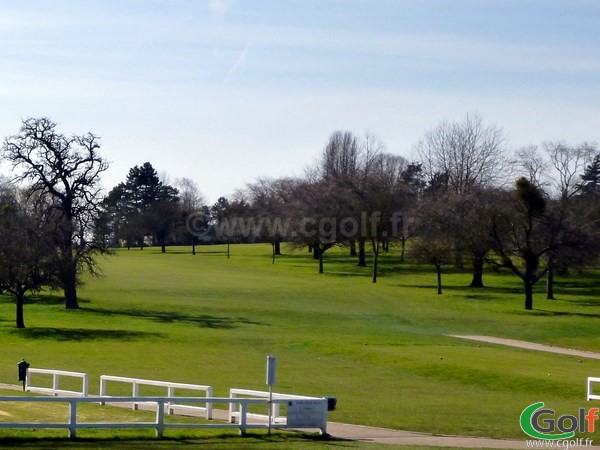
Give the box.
[26,295,91,306]
[0,432,337,448]
[513,309,600,319]
[10,327,163,342]
[82,307,268,329]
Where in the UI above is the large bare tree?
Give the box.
[2,118,109,309]
[415,113,508,285]
[415,113,509,195]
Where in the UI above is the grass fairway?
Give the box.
[1,243,599,443]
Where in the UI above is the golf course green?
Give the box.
[0,243,599,446]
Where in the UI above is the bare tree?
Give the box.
[2,118,109,309]
[0,185,54,327]
[175,177,206,254]
[513,145,549,189]
[544,141,596,199]
[415,113,509,283]
[415,113,509,195]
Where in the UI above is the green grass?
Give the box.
[1,243,599,446]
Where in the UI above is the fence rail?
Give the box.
[26,368,89,397]
[99,375,213,419]
[0,395,327,438]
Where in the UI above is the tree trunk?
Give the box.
[372,239,379,283]
[227,242,230,259]
[161,240,166,253]
[274,240,281,256]
[349,240,357,257]
[469,253,485,288]
[436,263,443,295]
[15,292,25,329]
[524,279,534,310]
[399,237,406,262]
[272,243,276,264]
[318,250,324,274]
[64,277,79,310]
[192,238,196,256]
[313,242,320,260]
[546,259,555,300]
[357,238,367,267]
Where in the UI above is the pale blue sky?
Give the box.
[1,0,599,202]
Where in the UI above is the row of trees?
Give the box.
[1,115,598,327]
[101,115,600,311]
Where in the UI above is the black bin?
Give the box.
[325,396,337,411]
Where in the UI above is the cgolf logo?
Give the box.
[520,402,598,440]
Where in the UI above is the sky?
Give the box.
[0,0,599,203]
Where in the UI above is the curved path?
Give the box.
[449,334,600,360]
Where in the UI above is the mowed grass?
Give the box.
[0,243,599,443]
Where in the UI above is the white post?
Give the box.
[53,373,59,396]
[266,355,277,434]
[588,378,593,401]
[206,386,213,420]
[132,382,139,410]
[228,391,236,423]
[82,374,89,397]
[240,400,247,435]
[100,377,107,405]
[167,386,174,414]
[155,400,164,438]
[69,399,77,438]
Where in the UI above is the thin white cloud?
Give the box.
[222,41,251,86]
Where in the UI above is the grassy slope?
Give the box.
[0,244,599,441]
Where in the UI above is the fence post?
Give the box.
[99,377,106,405]
[206,386,213,420]
[53,373,59,396]
[155,400,164,438]
[69,399,77,438]
[82,374,89,397]
[228,391,236,423]
[239,400,247,436]
[588,378,593,401]
[320,399,328,435]
[132,382,139,410]
[167,386,174,414]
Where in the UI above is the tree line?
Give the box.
[100,113,600,310]
[1,115,599,327]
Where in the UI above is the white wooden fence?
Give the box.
[99,375,213,419]
[9,368,329,438]
[26,368,89,397]
[587,377,600,401]
[0,395,327,438]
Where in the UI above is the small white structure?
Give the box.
[587,377,600,401]
[26,368,89,397]
[99,375,213,419]
[228,388,327,434]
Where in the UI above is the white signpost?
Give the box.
[266,355,276,433]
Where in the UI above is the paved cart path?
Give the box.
[3,336,600,448]
[449,334,600,360]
